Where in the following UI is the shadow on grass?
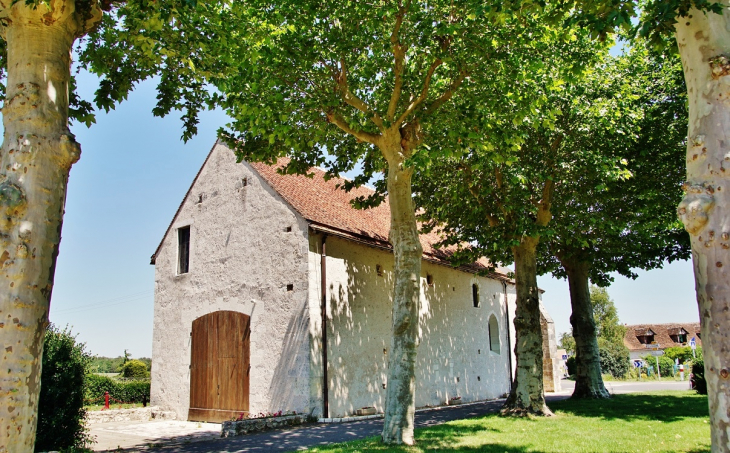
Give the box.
[305,425,535,453]
[550,391,708,423]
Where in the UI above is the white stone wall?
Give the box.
[307,233,514,418]
[151,143,311,420]
[540,305,562,393]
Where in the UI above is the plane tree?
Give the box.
[541,45,690,398]
[193,0,591,442]
[560,0,730,448]
[413,32,620,414]
[0,0,229,448]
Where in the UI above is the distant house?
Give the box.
[149,141,562,422]
[623,323,702,360]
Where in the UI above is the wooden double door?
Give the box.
[188,311,250,422]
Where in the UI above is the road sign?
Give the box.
[690,337,697,350]
[633,360,643,368]
[562,354,568,360]
[651,350,664,357]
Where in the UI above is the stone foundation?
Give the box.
[86,406,177,424]
[221,414,316,437]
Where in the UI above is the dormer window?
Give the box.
[636,328,655,345]
[668,327,689,344]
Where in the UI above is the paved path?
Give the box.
[89,379,692,452]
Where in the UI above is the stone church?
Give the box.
[149,141,561,422]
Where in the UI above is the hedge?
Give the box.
[691,358,707,395]
[85,374,151,406]
[36,324,93,452]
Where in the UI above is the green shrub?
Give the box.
[598,339,630,378]
[36,324,93,452]
[121,359,150,379]
[641,355,677,377]
[658,356,675,376]
[692,358,707,395]
[85,374,151,405]
[566,356,576,376]
[664,346,693,364]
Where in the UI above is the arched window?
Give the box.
[488,314,500,353]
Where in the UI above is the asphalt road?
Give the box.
[560,378,692,394]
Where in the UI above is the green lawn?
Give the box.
[85,402,145,411]
[305,391,710,453]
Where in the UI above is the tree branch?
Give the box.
[326,110,381,146]
[493,166,510,218]
[387,4,408,122]
[337,59,384,128]
[461,164,499,227]
[395,57,442,126]
[422,69,468,117]
[536,177,555,227]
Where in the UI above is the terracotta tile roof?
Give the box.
[623,322,702,351]
[151,143,511,281]
[250,158,512,280]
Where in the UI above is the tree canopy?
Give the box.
[589,286,626,347]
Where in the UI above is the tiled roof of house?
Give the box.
[151,143,511,281]
[249,158,512,280]
[623,322,702,351]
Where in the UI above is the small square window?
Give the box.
[376,264,383,276]
[472,284,480,308]
[285,226,292,232]
[286,284,294,291]
[242,177,248,187]
[426,274,434,286]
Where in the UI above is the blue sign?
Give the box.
[562,354,568,360]
[633,360,643,368]
[690,337,697,349]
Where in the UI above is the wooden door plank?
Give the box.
[189,311,250,421]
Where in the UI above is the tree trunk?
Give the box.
[0,1,99,450]
[675,5,730,451]
[380,134,422,445]
[562,257,609,399]
[501,237,552,416]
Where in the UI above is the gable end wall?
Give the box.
[151,143,311,419]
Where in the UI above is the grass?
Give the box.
[304,391,710,453]
[85,402,145,411]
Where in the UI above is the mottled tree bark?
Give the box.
[0,0,100,450]
[501,237,553,415]
[561,257,609,399]
[380,128,422,445]
[675,4,730,451]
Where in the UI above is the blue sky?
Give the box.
[47,70,699,358]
